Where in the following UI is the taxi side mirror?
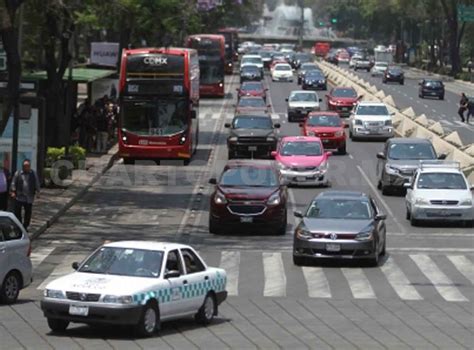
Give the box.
[165,270,181,279]
[72,262,79,270]
[271,151,277,158]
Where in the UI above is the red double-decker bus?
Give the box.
[186,34,225,97]
[217,28,239,74]
[118,48,200,165]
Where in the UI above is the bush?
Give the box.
[46,147,65,167]
[458,72,472,81]
[68,145,86,168]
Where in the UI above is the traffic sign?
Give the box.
[458,4,474,22]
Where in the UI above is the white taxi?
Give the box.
[41,241,227,337]
[405,161,473,226]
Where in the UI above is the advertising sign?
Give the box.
[90,42,120,67]
[91,78,119,102]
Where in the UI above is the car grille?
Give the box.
[430,200,458,206]
[228,204,266,216]
[291,166,318,172]
[311,233,358,239]
[238,137,267,143]
[316,132,334,137]
[364,121,384,128]
[66,292,101,302]
[398,168,415,176]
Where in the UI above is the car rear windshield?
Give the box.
[281,141,322,156]
[290,93,317,102]
[332,88,357,98]
[388,143,436,160]
[417,173,467,190]
[275,65,291,71]
[306,199,371,220]
[242,57,262,64]
[305,71,324,78]
[233,116,272,129]
[238,98,266,108]
[356,105,389,115]
[424,81,443,87]
[307,115,341,127]
[242,66,259,73]
[241,82,263,91]
[79,247,164,278]
[220,167,278,187]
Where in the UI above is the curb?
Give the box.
[30,150,119,241]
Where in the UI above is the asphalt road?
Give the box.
[2,72,473,349]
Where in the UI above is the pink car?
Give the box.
[271,136,332,186]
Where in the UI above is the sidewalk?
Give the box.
[27,144,119,240]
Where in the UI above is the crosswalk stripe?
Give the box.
[380,256,423,301]
[446,255,474,285]
[263,252,286,297]
[30,246,56,270]
[410,254,468,302]
[302,267,331,298]
[220,251,240,296]
[271,113,280,120]
[37,253,86,290]
[341,268,376,299]
[212,113,220,120]
[440,120,454,126]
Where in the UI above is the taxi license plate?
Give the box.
[240,217,253,223]
[326,244,341,252]
[69,305,89,316]
[248,146,257,151]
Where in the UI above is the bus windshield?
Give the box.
[122,98,188,136]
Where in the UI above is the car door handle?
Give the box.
[204,276,209,281]
[183,280,188,285]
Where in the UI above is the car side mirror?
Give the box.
[375,213,387,221]
[325,151,332,157]
[403,182,412,189]
[165,270,181,279]
[470,184,474,191]
[376,152,386,160]
[190,110,197,119]
[72,262,79,270]
[209,178,217,185]
[438,153,447,160]
[274,123,281,128]
[294,211,304,218]
[224,123,231,128]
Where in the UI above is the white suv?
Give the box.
[0,211,32,304]
[240,54,264,71]
[349,101,394,141]
[405,161,473,227]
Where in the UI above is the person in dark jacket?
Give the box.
[0,166,10,211]
[10,159,40,230]
[467,97,474,124]
[458,93,469,122]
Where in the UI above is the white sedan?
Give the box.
[41,241,228,337]
[272,63,294,82]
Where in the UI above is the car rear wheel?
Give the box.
[1,272,21,304]
[228,151,234,160]
[277,213,287,235]
[135,303,159,337]
[293,255,306,266]
[195,293,216,325]
[380,239,386,256]
[47,318,69,333]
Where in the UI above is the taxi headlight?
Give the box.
[267,192,281,206]
[295,224,311,239]
[214,191,227,205]
[355,229,373,241]
[44,289,65,299]
[103,295,134,304]
[415,197,430,205]
[278,162,290,171]
[459,198,472,206]
[319,161,328,172]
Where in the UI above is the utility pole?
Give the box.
[298,0,304,50]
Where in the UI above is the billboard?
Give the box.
[90,42,120,67]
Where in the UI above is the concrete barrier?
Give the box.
[443,131,464,148]
[414,114,430,127]
[428,121,446,136]
[401,107,416,119]
[383,95,396,108]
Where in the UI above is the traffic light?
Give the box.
[319,21,325,27]
[331,18,337,24]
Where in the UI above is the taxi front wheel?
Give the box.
[195,293,216,325]
[135,302,159,337]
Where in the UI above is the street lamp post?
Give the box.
[298,0,304,49]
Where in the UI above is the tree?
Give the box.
[0,0,26,136]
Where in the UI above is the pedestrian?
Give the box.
[0,166,10,211]
[458,93,469,123]
[95,107,109,153]
[467,97,474,124]
[10,159,40,230]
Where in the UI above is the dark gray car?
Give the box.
[376,138,446,195]
[293,191,386,266]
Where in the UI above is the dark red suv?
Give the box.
[236,81,268,102]
[209,160,288,235]
[326,87,360,117]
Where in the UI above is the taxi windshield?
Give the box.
[79,247,164,278]
[281,141,322,156]
[307,199,371,220]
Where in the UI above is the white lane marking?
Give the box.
[440,120,454,126]
[410,254,468,302]
[391,248,474,252]
[220,251,240,296]
[341,268,376,299]
[37,253,87,290]
[424,104,429,108]
[288,188,299,227]
[431,109,437,113]
[380,256,423,300]
[302,267,331,298]
[447,255,474,284]
[263,252,286,297]
[31,246,56,270]
[212,113,220,120]
[356,165,406,233]
[271,113,280,120]
[349,154,354,159]
[409,97,414,100]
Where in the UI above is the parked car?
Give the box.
[41,241,227,336]
[405,161,473,227]
[349,101,394,141]
[0,211,32,304]
[236,81,268,101]
[383,66,404,84]
[293,191,387,266]
[370,62,389,76]
[418,79,445,100]
[234,96,270,114]
[302,70,327,90]
[286,90,322,122]
[376,138,445,195]
[209,160,288,235]
[326,87,360,117]
[239,65,263,83]
[272,136,331,187]
[301,112,348,154]
[225,114,280,159]
[271,63,294,82]
[297,63,320,84]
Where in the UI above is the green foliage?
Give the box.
[46,147,65,167]
[68,145,86,168]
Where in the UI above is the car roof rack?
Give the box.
[419,160,460,171]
